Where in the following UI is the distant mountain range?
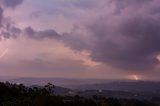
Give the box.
[70,81,160,92]
[1,76,160,93]
[0,77,160,100]
[2,77,114,86]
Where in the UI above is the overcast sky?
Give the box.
[0,0,160,80]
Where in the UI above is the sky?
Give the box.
[0,0,160,80]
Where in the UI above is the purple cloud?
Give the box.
[1,0,160,73]
[24,27,61,40]
[1,0,23,8]
[61,0,160,71]
[0,6,3,27]
[0,0,23,39]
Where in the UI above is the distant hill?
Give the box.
[1,77,160,93]
[70,81,160,93]
[1,77,160,100]
[30,85,72,95]
[0,81,159,106]
[4,77,113,86]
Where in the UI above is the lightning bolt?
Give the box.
[0,49,8,58]
[133,75,139,81]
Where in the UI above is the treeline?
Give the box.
[0,82,159,106]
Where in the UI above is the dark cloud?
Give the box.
[0,25,22,39]
[0,0,23,39]
[0,25,61,40]
[88,0,160,71]
[24,27,61,40]
[109,0,153,14]
[1,0,23,8]
[62,33,91,51]
[61,0,160,71]
[71,0,97,9]
[0,6,3,27]
[25,0,156,71]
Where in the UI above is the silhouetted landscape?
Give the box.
[0,77,160,106]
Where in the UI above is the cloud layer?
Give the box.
[60,0,160,71]
[1,0,23,8]
[1,0,160,79]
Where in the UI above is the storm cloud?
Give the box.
[18,0,160,71]
[24,27,61,40]
[88,0,160,71]
[1,0,160,74]
[61,0,160,71]
[1,0,23,8]
[0,0,23,39]
[0,6,3,27]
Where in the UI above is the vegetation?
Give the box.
[0,82,159,106]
